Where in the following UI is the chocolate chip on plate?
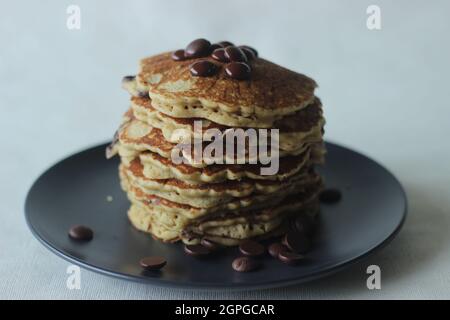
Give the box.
[268,242,288,258]
[283,231,311,254]
[185,38,211,58]
[190,61,218,77]
[224,46,248,62]
[319,188,342,204]
[217,41,234,47]
[278,251,304,265]
[68,225,93,241]
[211,48,229,62]
[239,240,265,257]
[184,244,210,256]
[171,49,186,61]
[232,257,260,272]
[139,256,167,270]
[225,62,251,80]
[200,238,219,251]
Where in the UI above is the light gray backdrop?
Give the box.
[1,0,449,299]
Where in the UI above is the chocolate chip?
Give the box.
[239,45,258,57]
[295,215,315,236]
[209,44,222,52]
[239,240,265,257]
[211,48,229,62]
[68,225,93,241]
[139,256,167,270]
[105,130,119,159]
[105,144,115,159]
[217,41,234,47]
[122,75,135,82]
[240,47,256,60]
[184,244,210,256]
[225,62,251,80]
[185,38,211,58]
[232,257,260,272]
[224,46,247,62]
[190,61,218,77]
[278,251,304,265]
[200,238,219,251]
[137,91,148,98]
[319,188,342,204]
[171,49,186,61]
[283,231,311,254]
[268,243,288,258]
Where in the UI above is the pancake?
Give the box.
[127,52,317,128]
[120,164,323,220]
[183,195,320,246]
[138,147,320,184]
[116,116,321,168]
[127,188,320,245]
[121,159,321,208]
[112,41,326,247]
[129,95,325,152]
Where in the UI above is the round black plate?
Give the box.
[25,142,407,289]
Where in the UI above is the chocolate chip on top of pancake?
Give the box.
[133,51,317,128]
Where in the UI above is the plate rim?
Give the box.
[24,141,408,290]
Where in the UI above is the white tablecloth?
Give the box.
[1,0,450,299]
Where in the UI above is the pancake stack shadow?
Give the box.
[108,41,326,246]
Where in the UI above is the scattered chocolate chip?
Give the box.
[217,41,234,47]
[239,45,258,57]
[278,251,304,265]
[232,257,260,272]
[283,231,311,254]
[211,48,229,62]
[224,46,248,62]
[68,225,93,241]
[139,256,167,270]
[184,244,210,256]
[319,188,342,204]
[200,238,219,251]
[190,61,218,77]
[268,243,288,258]
[239,240,265,257]
[185,38,211,58]
[122,75,135,82]
[225,62,251,80]
[171,49,186,61]
[295,215,315,236]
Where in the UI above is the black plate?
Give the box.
[25,142,407,289]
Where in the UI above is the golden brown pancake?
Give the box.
[127,183,321,245]
[131,52,317,127]
[120,164,323,220]
[138,148,318,184]
[121,158,320,208]
[129,95,325,152]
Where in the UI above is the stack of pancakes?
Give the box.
[108,49,326,246]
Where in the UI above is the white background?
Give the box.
[1,0,450,299]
